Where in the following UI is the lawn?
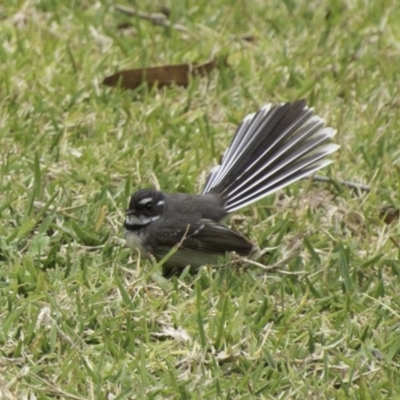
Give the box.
[1,0,400,399]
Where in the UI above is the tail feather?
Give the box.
[225,145,338,212]
[225,132,337,201]
[215,119,332,198]
[203,100,339,213]
[204,101,310,192]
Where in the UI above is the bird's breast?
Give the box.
[124,228,150,258]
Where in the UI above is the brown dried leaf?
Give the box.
[102,58,220,90]
[380,205,400,224]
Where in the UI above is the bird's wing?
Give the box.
[149,219,255,277]
[154,218,254,256]
[187,219,254,254]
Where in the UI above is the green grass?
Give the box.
[1,0,400,398]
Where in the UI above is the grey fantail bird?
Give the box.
[124,100,339,277]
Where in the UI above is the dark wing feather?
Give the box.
[153,219,253,256]
[185,219,253,255]
[150,219,254,277]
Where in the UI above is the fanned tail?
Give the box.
[203,100,339,212]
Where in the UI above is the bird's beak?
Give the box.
[126,209,136,216]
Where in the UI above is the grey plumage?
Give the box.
[124,100,339,276]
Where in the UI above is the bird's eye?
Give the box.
[144,202,154,211]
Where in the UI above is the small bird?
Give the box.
[124,100,339,277]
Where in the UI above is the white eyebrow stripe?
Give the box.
[156,200,165,206]
[138,197,153,205]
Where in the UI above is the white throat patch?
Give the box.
[125,214,160,226]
